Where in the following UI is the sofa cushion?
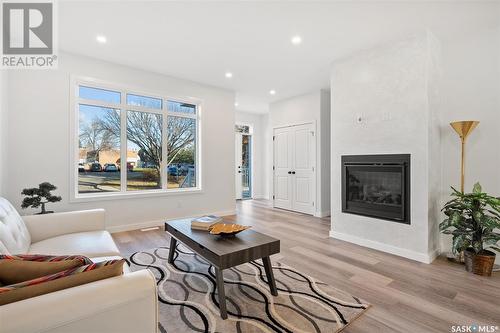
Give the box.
[29,231,120,258]
[0,255,92,285]
[0,259,124,305]
[0,198,31,255]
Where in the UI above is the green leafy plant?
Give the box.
[440,182,500,255]
[21,182,62,214]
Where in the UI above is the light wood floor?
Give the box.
[112,199,500,333]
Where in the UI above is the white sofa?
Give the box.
[0,198,158,333]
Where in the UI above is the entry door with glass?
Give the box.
[235,125,252,200]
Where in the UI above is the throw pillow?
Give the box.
[0,259,124,305]
[0,255,92,285]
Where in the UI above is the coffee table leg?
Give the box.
[215,267,228,319]
[168,237,177,264]
[262,256,278,296]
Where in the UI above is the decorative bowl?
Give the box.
[209,224,251,237]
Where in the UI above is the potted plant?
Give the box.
[21,182,62,214]
[440,183,500,276]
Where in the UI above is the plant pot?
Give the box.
[464,249,475,272]
[472,250,496,276]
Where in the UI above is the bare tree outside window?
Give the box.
[79,118,119,161]
[98,111,196,189]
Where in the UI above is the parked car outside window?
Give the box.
[178,164,189,175]
[168,165,178,175]
[103,163,118,172]
[90,163,103,172]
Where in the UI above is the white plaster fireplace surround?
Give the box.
[330,32,442,264]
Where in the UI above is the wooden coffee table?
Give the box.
[165,219,280,319]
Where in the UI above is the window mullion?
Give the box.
[126,104,164,115]
[165,111,197,119]
[120,95,127,192]
[76,98,120,110]
[161,106,169,190]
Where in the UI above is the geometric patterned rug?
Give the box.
[128,244,370,333]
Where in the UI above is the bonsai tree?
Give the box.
[440,182,500,256]
[21,182,62,214]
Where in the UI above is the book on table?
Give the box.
[191,215,223,230]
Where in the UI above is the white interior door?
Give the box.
[290,123,315,214]
[273,127,293,209]
[235,134,243,200]
[273,123,315,214]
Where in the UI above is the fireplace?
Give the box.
[342,154,410,224]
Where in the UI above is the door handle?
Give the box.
[238,171,242,173]
[288,171,292,174]
[291,171,296,174]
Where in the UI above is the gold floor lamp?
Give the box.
[450,121,479,193]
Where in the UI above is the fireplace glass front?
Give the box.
[342,155,410,224]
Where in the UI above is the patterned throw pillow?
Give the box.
[0,259,124,305]
[0,254,93,285]
[0,254,92,264]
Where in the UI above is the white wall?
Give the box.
[235,111,268,199]
[440,24,500,204]
[262,113,271,201]
[439,25,500,260]
[330,33,441,263]
[320,90,331,215]
[0,70,7,197]
[269,90,331,217]
[6,52,236,231]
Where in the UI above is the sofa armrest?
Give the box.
[23,209,106,243]
[0,269,158,333]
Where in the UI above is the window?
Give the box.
[79,86,121,104]
[167,100,196,115]
[126,110,162,191]
[167,116,196,188]
[74,80,200,198]
[78,104,121,193]
[235,124,250,134]
[127,94,162,109]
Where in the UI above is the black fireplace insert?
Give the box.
[342,154,410,224]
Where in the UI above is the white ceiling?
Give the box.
[59,1,500,113]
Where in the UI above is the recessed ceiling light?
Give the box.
[96,35,107,44]
[269,90,276,95]
[225,72,233,78]
[291,35,302,45]
[234,102,239,107]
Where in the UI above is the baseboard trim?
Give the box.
[108,219,164,233]
[314,210,331,218]
[427,247,441,263]
[107,209,237,233]
[329,230,439,264]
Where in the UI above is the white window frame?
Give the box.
[69,76,203,202]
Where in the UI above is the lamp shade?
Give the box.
[450,121,479,140]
